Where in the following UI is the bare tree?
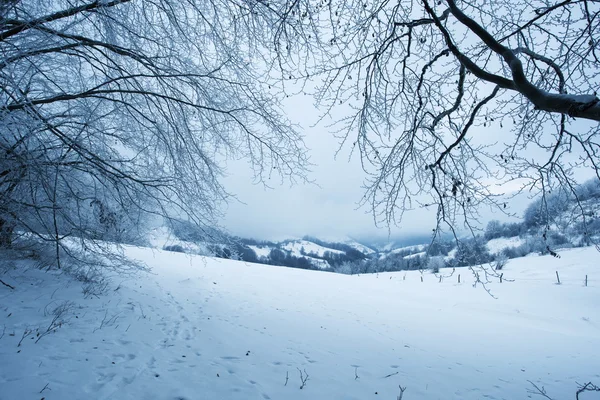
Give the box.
[0,1,308,268]
[271,0,600,237]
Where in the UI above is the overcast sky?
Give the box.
[220,92,537,242]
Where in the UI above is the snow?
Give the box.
[378,244,427,259]
[1,246,600,400]
[303,257,330,270]
[403,251,426,259]
[391,244,426,254]
[307,236,375,255]
[147,226,211,255]
[248,245,272,259]
[248,240,332,269]
[444,247,457,261]
[282,240,345,258]
[486,236,525,253]
[341,239,376,255]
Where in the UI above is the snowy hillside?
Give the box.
[486,236,525,253]
[282,240,345,258]
[315,236,377,255]
[167,232,373,270]
[390,244,426,254]
[1,246,599,399]
[248,245,272,259]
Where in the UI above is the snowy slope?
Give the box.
[486,236,525,253]
[301,257,330,270]
[341,239,376,255]
[1,246,599,400]
[403,251,426,259]
[391,244,426,254]
[316,236,376,255]
[147,226,211,255]
[282,240,345,258]
[248,245,272,259]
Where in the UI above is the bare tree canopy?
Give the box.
[271,0,600,235]
[0,0,308,255]
[2,0,599,260]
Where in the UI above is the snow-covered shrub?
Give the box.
[576,179,600,201]
[335,262,354,275]
[450,236,493,267]
[427,256,445,273]
[492,254,509,270]
[501,246,529,259]
[523,191,571,230]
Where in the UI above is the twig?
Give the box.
[39,383,50,393]
[284,371,289,386]
[527,380,554,400]
[94,309,121,333]
[297,367,309,389]
[383,371,399,378]
[354,367,359,380]
[0,278,15,290]
[397,385,407,400]
[471,267,497,299]
[17,327,32,347]
[38,301,73,344]
[0,324,5,340]
[36,313,64,343]
[576,382,600,400]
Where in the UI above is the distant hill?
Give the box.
[157,178,600,274]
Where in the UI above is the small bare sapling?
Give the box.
[297,368,309,389]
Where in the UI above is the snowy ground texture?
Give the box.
[1,246,599,400]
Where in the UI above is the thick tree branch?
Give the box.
[445,0,600,121]
[395,8,451,27]
[0,0,131,41]
[513,47,566,93]
[422,0,515,90]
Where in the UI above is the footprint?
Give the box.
[97,372,117,383]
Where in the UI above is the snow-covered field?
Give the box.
[1,246,599,400]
